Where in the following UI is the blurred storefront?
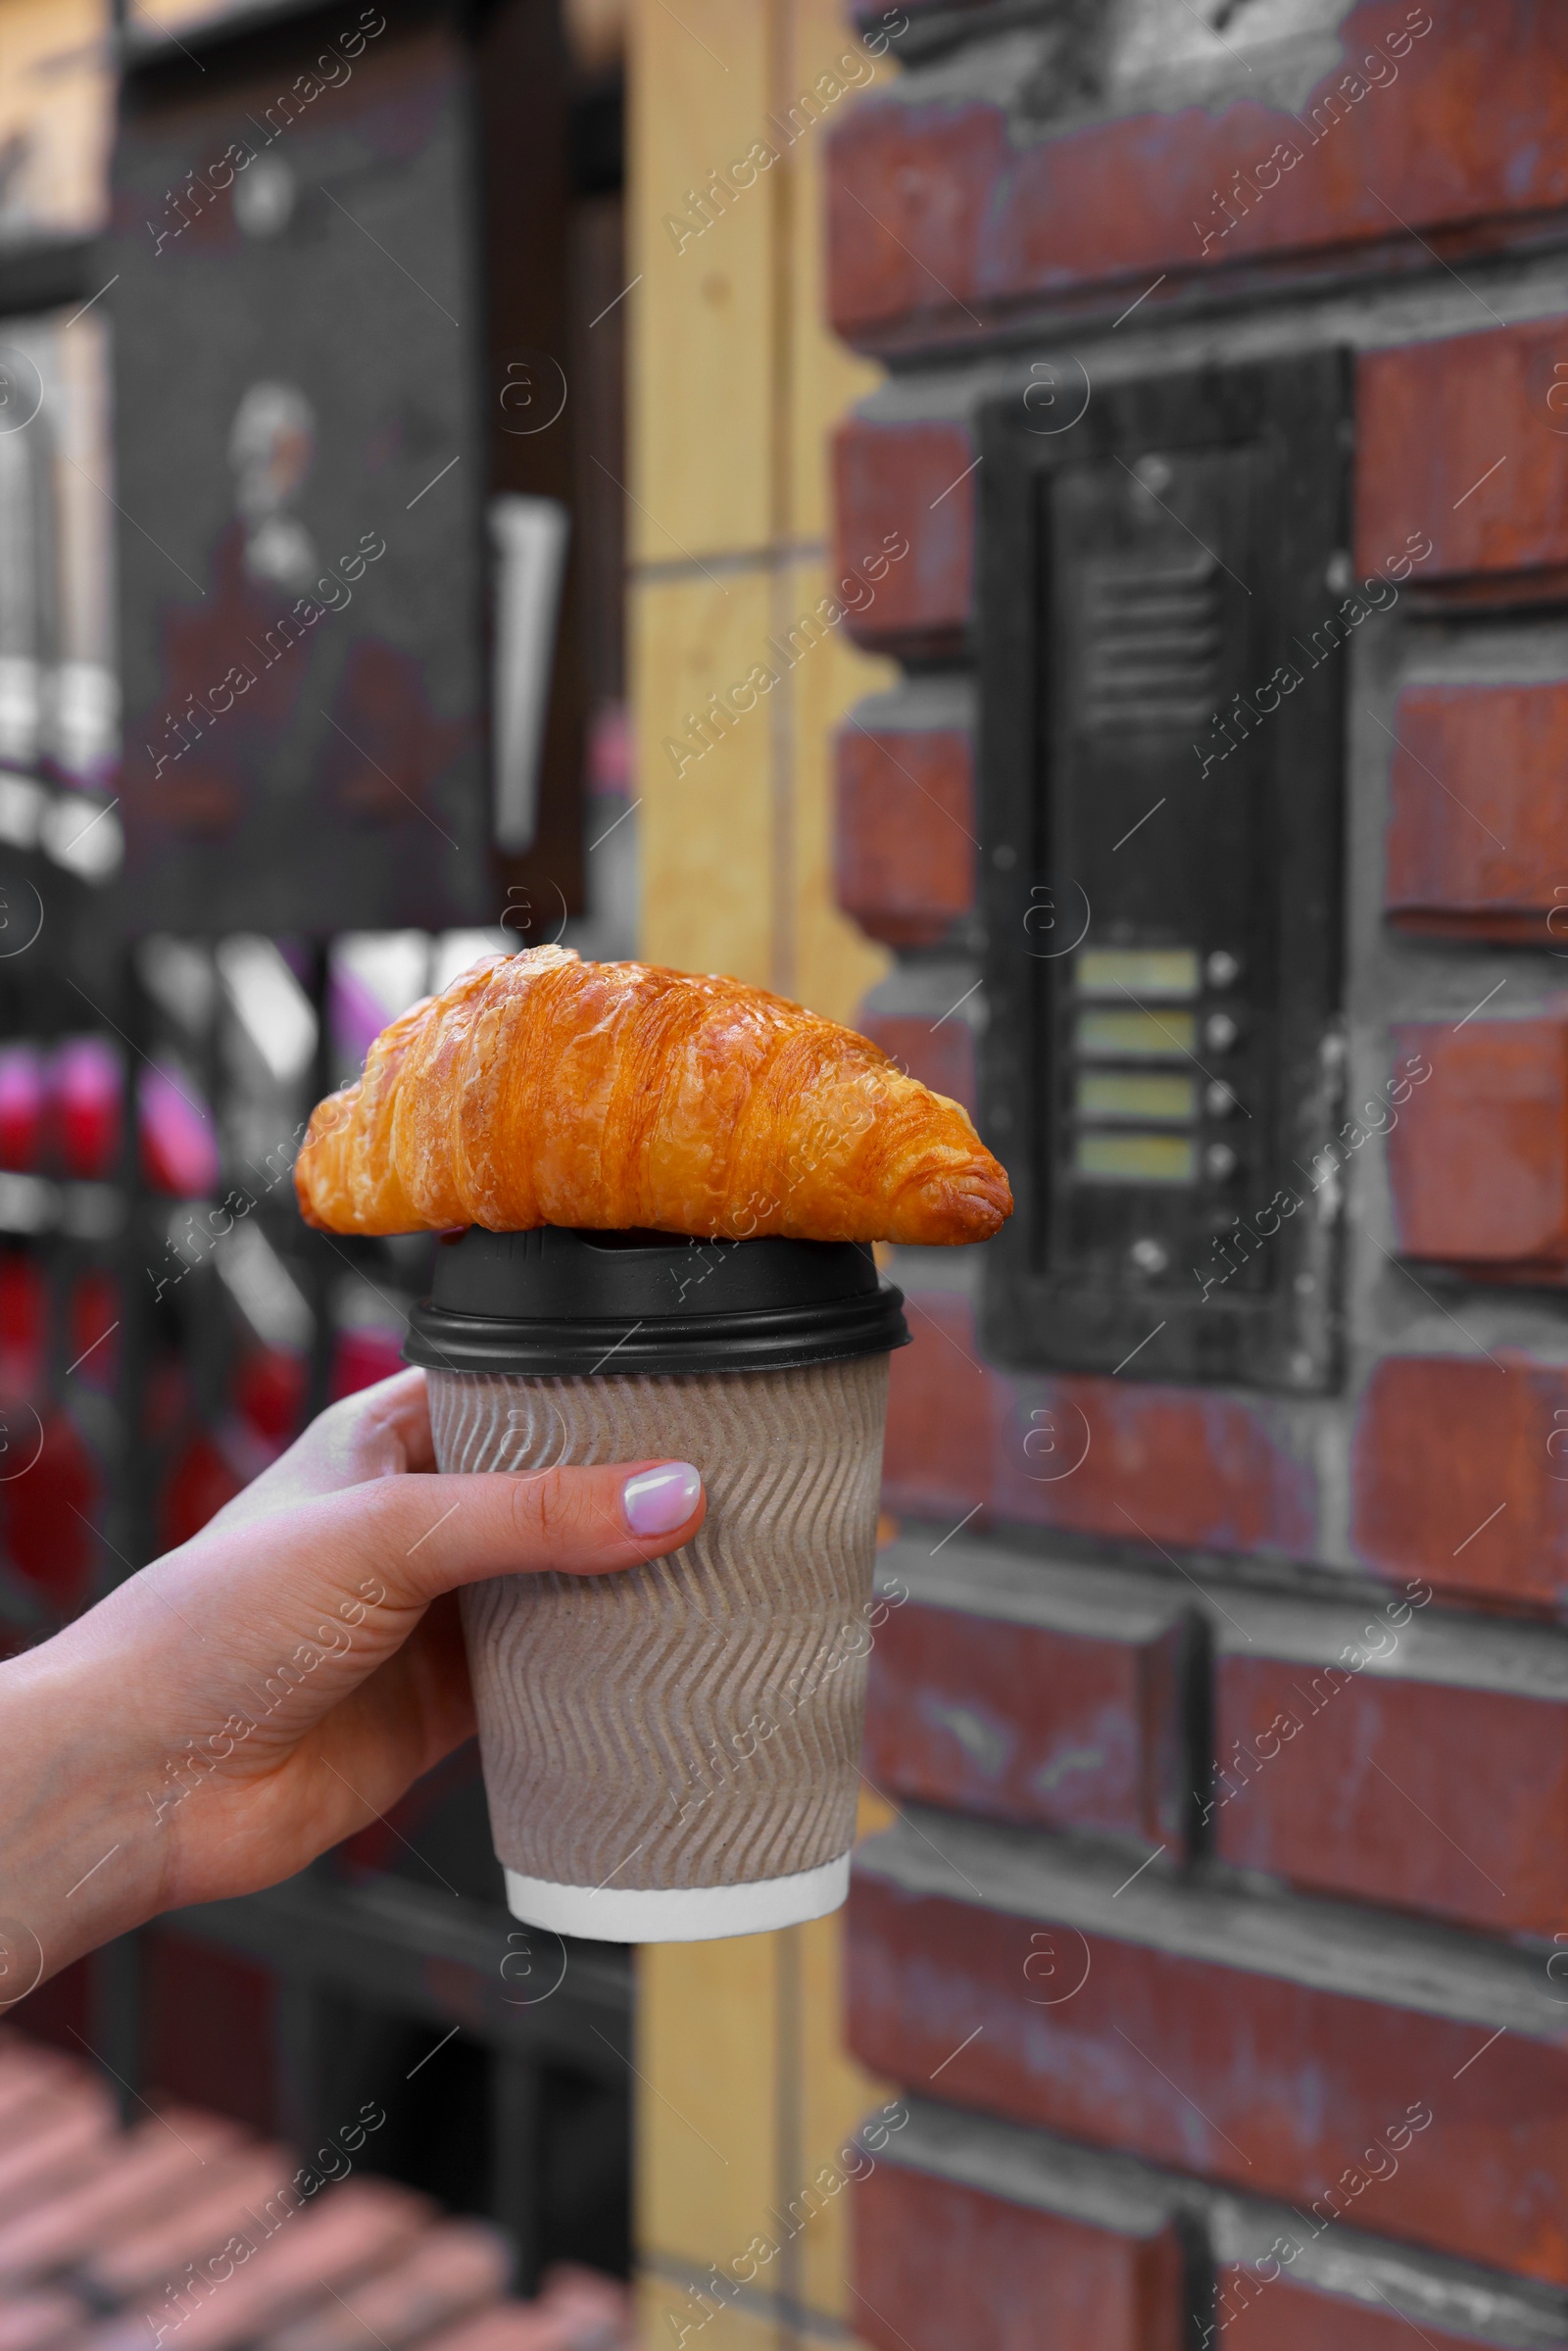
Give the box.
[0,0,646,2296]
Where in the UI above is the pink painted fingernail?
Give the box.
[622,1462,703,1536]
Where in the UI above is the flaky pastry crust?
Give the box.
[295,947,1011,1246]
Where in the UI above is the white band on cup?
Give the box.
[503,1852,852,1943]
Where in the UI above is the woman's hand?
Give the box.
[0,1369,704,1998]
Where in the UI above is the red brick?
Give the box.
[1350,1354,1568,1608]
[1214,2266,1504,2348]
[883,1287,1001,1525]
[865,1543,1192,1848]
[883,1286,1317,1555]
[1209,2196,1568,2346]
[1357,317,1568,592]
[827,3,1568,348]
[847,1854,1568,2285]
[855,2160,1183,2351]
[1387,1018,1568,1268]
[1212,1637,1568,1934]
[994,1371,1316,1555]
[1385,682,1568,940]
[834,719,975,948]
[858,1011,976,1114]
[832,418,973,656]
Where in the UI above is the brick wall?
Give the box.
[829,2,1568,2341]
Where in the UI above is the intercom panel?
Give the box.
[978,352,1352,1391]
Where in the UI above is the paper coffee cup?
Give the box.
[406,1227,907,1944]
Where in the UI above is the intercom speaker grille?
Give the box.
[1078,548,1223,734]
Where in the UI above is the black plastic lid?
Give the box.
[403,1226,910,1377]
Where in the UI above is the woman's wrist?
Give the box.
[0,1641,168,1997]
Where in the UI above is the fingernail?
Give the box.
[622,1461,703,1536]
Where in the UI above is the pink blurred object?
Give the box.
[0,2111,239,2286]
[585,703,631,800]
[0,2041,74,2120]
[264,2222,512,2351]
[532,2268,632,2351]
[329,1327,407,1401]
[420,2270,630,2351]
[0,2078,116,2219]
[329,965,397,1069]
[82,2144,300,2301]
[0,2033,637,2351]
[0,2293,85,2351]
[138,1063,220,1198]
[53,1040,122,1181]
[130,2182,432,2351]
[0,1050,44,1172]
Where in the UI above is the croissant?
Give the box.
[295,946,1011,1246]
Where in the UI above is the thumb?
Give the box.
[169,1456,708,1633]
[349,1457,708,1609]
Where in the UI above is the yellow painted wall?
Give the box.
[635,1796,895,2351]
[630,0,892,1019]
[0,0,113,239]
[628,3,899,2343]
